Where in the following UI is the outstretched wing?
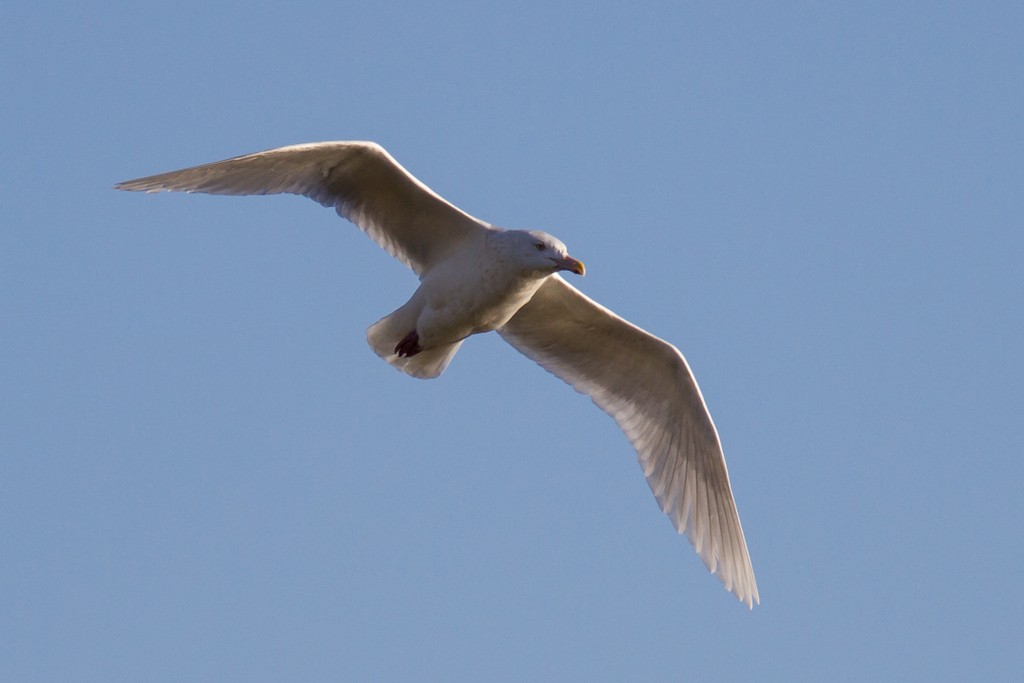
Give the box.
[116,141,491,275]
[500,275,758,607]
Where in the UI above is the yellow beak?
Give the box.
[555,255,586,276]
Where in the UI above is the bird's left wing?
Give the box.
[116,142,490,275]
[499,275,759,607]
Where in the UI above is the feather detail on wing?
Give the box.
[499,275,759,607]
[116,141,490,275]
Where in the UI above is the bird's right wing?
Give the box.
[499,275,759,607]
[116,142,491,276]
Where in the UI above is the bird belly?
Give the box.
[416,276,542,348]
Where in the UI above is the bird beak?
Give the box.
[553,255,586,276]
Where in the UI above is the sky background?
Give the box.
[3,1,1023,681]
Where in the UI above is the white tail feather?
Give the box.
[366,309,463,379]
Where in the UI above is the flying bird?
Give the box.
[116,141,759,607]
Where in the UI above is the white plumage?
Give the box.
[116,141,759,607]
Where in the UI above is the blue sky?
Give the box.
[3,1,1022,680]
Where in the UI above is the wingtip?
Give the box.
[114,179,164,193]
[737,581,760,610]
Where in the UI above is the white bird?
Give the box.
[116,141,759,607]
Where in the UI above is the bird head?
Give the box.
[509,230,585,278]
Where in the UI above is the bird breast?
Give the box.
[415,249,545,347]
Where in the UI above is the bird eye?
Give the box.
[534,242,545,251]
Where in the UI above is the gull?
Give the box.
[116,142,759,607]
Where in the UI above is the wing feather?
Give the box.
[499,275,759,607]
[116,141,490,275]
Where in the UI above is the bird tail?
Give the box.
[366,309,463,380]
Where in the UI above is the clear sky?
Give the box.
[3,1,1022,681]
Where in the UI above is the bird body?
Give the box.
[412,231,560,354]
[116,141,759,607]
